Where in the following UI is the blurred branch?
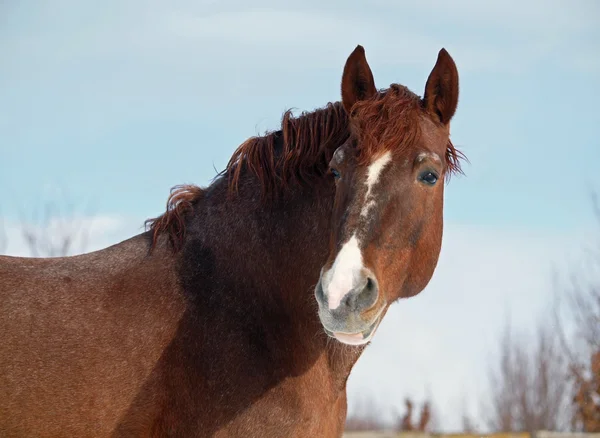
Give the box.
[14,186,94,258]
[399,398,414,431]
[345,394,389,431]
[392,396,436,433]
[552,191,600,432]
[482,316,570,433]
[417,401,431,432]
[460,393,477,433]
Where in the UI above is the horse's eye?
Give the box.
[331,168,341,179]
[419,171,438,185]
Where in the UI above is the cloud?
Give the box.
[162,8,439,67]
[2,0,597,83]
[407,0,597,33]
[1,214,143,257]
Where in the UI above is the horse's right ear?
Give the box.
[341,45,377,114]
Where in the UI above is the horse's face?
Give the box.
[314,46,460,346]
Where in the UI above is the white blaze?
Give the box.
[323,234,363,310]
[322,152,392,310]
[360,151,392,217]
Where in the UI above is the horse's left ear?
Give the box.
[422,48,459,125]
[341,45,377,114]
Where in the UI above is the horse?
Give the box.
[0,45,464,437]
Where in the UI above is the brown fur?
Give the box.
[0,45,465,437]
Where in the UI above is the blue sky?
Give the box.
[1,0,599,431]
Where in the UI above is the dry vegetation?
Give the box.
[0,191,92,257]
[345,396,433,433]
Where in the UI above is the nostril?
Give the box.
[366,277,375,292]
[356,276,378,312]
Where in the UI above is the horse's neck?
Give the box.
[188,178,362,386]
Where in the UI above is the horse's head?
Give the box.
[314,45,461,346]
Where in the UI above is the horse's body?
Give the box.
[0,45,463,437]
[1,180,348,437]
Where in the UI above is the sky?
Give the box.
[1,0,599,432]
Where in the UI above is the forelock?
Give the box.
[350,84,424,166]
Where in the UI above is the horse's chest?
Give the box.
[218,361,348,438]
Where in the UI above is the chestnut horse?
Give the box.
[0,45,463,437]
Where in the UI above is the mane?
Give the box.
[145,86,465,253]
[144,184,204,253]
[225,101,351,198]
[144,102,350,253]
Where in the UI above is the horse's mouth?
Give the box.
[323,313,382,346]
